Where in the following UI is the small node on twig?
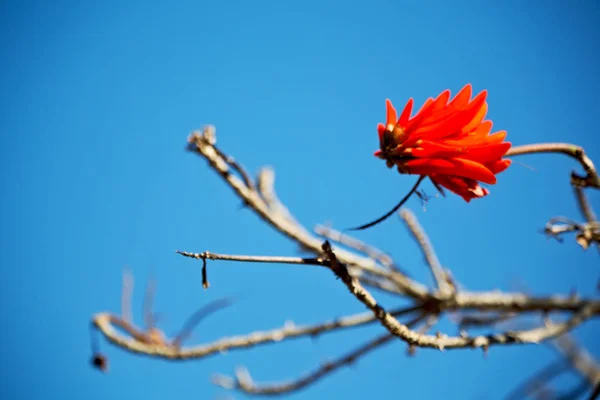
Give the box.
[91,353,109,372]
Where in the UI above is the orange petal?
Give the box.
[399,98,413,126]
[414,101,464,131]
[461,102,488,134]
[403,157,497,184]
[405,97,435,130]
[486,158,512,174]
[386,99,397,128]
[446,121,493,145]
[431,175,490,202]
[377,123,386,141]
[431,90,451,112]
[448,84,472,109]
[410,140,466,158]
[464,142,512,163]
[484,130,507,144]
[420,90,488,140]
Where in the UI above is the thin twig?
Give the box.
[502,360,570,400]
[544,217,600,250]
[550,334,600,387]
[177,250,326,267]
[400,209,453,297]
[456,312,517,330]
[177,249,600,313]
[188,128,429,298]
[212,313,427,396]
[203,126,256,191]
[321,241,597,350]
[408,313,440,356]
[575,186,597,224]
[177,248,408,296]
[171,297,237,348]
[92,305,422,360]
[507,143,599,188]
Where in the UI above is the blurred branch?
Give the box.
[507,143,599,188]
[508,143,600,250]
[502,360,570,400]
[544,217,600,251]
[314,224,397,271]
[400,208,453,297]
[550,334,600,388]
[212,313,426,396]
[575,186,597,223]
[92,299,422,361]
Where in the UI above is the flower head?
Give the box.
[375,84,511,201]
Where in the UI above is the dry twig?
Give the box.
[212,313,427,396]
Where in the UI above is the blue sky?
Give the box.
[1,1,599,399]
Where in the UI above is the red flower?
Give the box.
[374,84,511,201]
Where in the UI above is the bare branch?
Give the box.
[177,248,406,295]
[544,216,600,250]
[213,313,426,396]
[213,334,394,396]
[408,313,440,356]
[400,209,453,297]
[321,241,597,350]
[256,167,298,225]
[187,128,429,299]
[502,360,570,400]
[171,297,237,348]
[450,292,600,313]
[507,143,600,188]
[456,312,517,330]
[551,334,600,387]
[176,250,327,267]
[92,304,422,361]
[177,249,600,313]
[575,186,598,224]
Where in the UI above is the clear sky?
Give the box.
[1,1,599,399]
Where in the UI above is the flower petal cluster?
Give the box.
[375,84,511,201]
